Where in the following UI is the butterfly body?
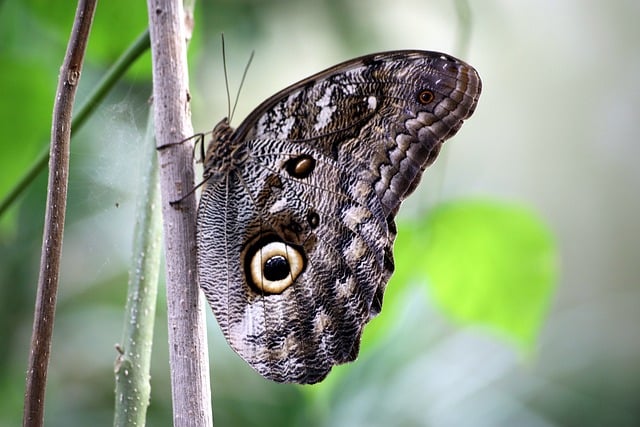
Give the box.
[197,50,481,383]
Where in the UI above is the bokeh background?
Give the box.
[1,0,639,426]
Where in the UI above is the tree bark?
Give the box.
[146,0,214,425]
[23,0,97,426]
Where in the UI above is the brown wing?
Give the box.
[197,50,481,383]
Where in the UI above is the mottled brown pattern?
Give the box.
[197,50,481,383]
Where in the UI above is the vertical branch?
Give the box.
[113,111,162,427]
[22,0,97,426]
[146,0,214,426]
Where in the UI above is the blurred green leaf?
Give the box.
[312,199,557,410]
[0,54,56,228]
[396,199,557,349]
[0,0,152,233]
[26,0,150,78]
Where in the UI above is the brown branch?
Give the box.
[22,0,97,426]
[146,0,214,425]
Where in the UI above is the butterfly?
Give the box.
[196,50,481,384]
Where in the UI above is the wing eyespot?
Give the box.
[306,210,320,229]
[417,89,435,105]
[284,154,316,179]
[247,240,305,294]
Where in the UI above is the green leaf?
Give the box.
[0,3,153,233]
[0,54,57,233]
[396,199,557,349]
[25,0,151,79]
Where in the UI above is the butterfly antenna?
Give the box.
[229,50,254,124]
[221,33,232,120]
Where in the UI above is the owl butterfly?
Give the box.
[197,50,481,384]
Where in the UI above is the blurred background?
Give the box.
[1,0,639,426]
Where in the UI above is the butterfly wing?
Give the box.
[197,50,481,383]
[236,50,481,216]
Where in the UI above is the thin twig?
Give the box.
[22,1,97,426]
[113,110,162,427]
[0,29,150,218]
[146,0,214,425]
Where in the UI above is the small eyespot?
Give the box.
[417,90,435,105]
[248,241,305,294]
[284,154,316,179]
[306,210,320,229]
